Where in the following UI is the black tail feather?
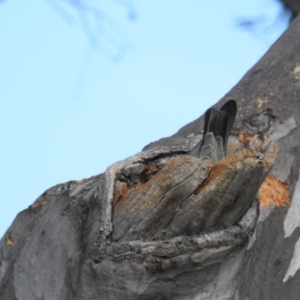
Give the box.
[188,100,237,159]
[220,100,237,152]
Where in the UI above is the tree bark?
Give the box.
[1,15,300,300]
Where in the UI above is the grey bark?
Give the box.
[2,14,300,300]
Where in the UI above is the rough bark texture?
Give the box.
[2,15,300,300]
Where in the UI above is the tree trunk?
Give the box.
[1,15,300,300]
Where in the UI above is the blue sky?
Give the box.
[0,0,288,237]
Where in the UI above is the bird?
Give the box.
[188,100,237,161]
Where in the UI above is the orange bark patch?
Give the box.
[112,182,128,206]
[193,163,226,195]
[258,175,290,209]
[114,156,199,212]
[6,235,13,245]
[146,162,161,175]
[92,259,100,268]
[193,149,261,195]
[31,198,47,210]
[238,132,259,145]
[227,144,241,152]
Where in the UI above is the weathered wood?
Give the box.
[112,138,276,242]
[1,14,300,300]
